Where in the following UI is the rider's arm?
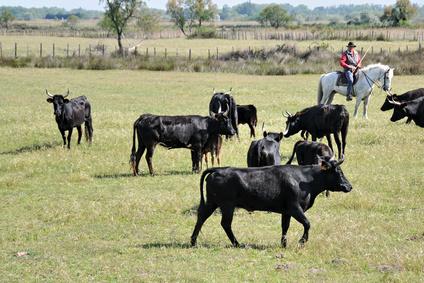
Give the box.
[340,53,350,69]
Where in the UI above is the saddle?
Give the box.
[336,71,359,87]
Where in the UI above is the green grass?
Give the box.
[0,68,423,281]
[0,35,421,58]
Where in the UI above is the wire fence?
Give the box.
[0,41,422,60]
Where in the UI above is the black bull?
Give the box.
[130,113,235,176]
[237,104,258,138]
[283,104,349,159]
[46,90,93,149]
[387,96,424,128]
[209,92,238,137]
[190,158,352,247]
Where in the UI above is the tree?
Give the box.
[381,0,418,26]
[0,9,16,30]
[99,0,142,55]
[65,15,79,30]
[258,4,291,29]
[167,0,216,35]
[192,0,217,27]
[136,5,160,34]
[167,0,188,35]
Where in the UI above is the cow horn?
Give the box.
[212,88,215,94]
[64,89,70,98]
[45,89,53,98]
[261,122,265,132]
[387,96,402,106]
[283,111,292,118]
[225,87,232,95]
[335,155,345,166]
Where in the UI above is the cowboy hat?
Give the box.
[346,42,356,47]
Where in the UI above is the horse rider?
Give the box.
[340,42,362,101]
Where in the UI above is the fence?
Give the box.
[2,27,424,42]
[0,41,423,61]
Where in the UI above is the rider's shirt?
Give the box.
[340,50,361,71]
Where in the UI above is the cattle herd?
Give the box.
[45,81,424,248]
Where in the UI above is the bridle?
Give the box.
[359,67,391,93]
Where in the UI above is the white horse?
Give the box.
[317,63,394,119]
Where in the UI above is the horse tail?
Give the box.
[317,74,325,105]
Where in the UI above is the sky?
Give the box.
[1,0,423,11]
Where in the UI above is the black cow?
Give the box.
[190,157,352,248]
[286,140,333,165]
[130,111,235,176]
[283,104,349,158]
[45,90,93,149]
[202,135,223,169]
[237,104,257,138]
[247,131,283,167]
[381,88,424,124]
[209,90,238,137]
[388,96,424,128]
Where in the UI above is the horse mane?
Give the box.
[362,63,387,71]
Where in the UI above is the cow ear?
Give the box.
[263,131,267,138]
[64,99,70,103]
[47,98,53,103]
[319,157,331,171]
[277,132,284,142]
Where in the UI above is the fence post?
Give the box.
[15,42,17,58]
[67,43,69,57]
[146,47,149,57]
[216,47,219,60]
[89,45,92,57]
[0,42,2,58]
[176,48,178,58]
[208,49,210,60]
[78,44,81,57]
[188,48,191,61]
[154,47,156,57]
[53,43,55,58]
[40,43,42,57]
[165,48,167,59]
[102,44,105,56]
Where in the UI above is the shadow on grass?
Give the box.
[93,170,195,179]
[0,141,61,155]
[138,242,274,250]
[93,173,136,179]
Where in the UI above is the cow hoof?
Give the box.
[190,240,197,247]
[297,238,306,248]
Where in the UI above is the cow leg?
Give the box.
[60,129,66,148]
[311,135,317,142]
[66,128,73,149]
[325,134,333,152]
[204,153,208,169]
[191,148,202,173]
[249,123,255,138]
[281,214,291,248]
[85,118,93,143]
[134,145,146,176]
[289,205,310,246]
[334,133,342,159]
[145,146,156,176]
[190,202,218,247]
[76,125,82,145]
[220,204,240,247]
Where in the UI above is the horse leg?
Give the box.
[353,97,362,118]
[363,95,370,119]
[327,91,336,105]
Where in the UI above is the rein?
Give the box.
[358,67,390,91]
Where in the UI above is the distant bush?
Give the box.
[187,27,217,39]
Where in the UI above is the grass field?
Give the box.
[0,35,421,58]
[0,68,423,281]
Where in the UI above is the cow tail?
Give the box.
[286,140,303,164]
[253,107,258,127]
[130,118,140,174]
[317,74,324,105]
[199,168,215,206]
